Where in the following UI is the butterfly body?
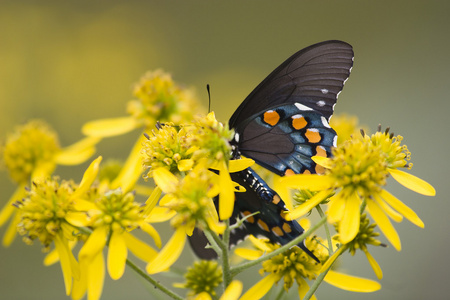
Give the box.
[189,40,354,262]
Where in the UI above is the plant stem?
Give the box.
[230,215,327,277]
[220,219,232,288]
[315,205,333,256]
[126,259,184,300]
[302,265,332,300]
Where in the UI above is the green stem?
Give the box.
[220,219,232,288]
[126,259,184,300]
[203,229,223,256]
[315,205,333,256]
[274,286,286,300]
[302,265,332,300]
[230,215,327,277]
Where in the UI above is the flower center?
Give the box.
[1,120,60,184]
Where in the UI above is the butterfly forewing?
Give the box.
[229,40,354,129]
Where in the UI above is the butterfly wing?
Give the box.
[229,40,354,128]
[229,40,353,175]
[235,103,337,176]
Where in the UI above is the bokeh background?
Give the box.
[1,1,449,299]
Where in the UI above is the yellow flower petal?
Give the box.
[367,198,401,251]
[320,245,346,273]
[312,156,333,169]
[380,189,424,228]
[177,159,194,172]
[145,206,176,223]
[286,190,331,220]
[65,212,90,227]
[219,280,243,300]
[195,292,212,300]
[2,211,21,247]
[248,235,272,252]
[153,167,179,194]
[146,227,186,274]
[240,273,277,300]
[388,168,435,196]
[79,226,108,260]
[139,222,162,248]
[55,233,80,295]
[273,174,294,210]
[87,252,105,300]
[29,161,55,182]
[298,278,317,300]
[72,156,102,199]
[44,240,77,266]
[205,216,226,235]
[364,250,383,279]
[133,184,154,196]
[327,193,346,224]
[279,174,334,191]
[218,164,235,220]
[111,134,147,192]
[0,186,25,227]
[108,231,128,280]
[159,194,176,206]
[55,136,100,165]
[143,186,162,216]
[234,248,263,260]
[372,194,403,223]
[339,191,360,244]
[82,116,140,137]
[228,158,255,172]
[123,231,158,262]
[324,270,381,292]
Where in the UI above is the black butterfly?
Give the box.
[189,40,354,262]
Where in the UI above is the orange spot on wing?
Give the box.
[292,115,307,130]
[242,211,255,223]
[257,219,270,232]
[284,169,295,176]
[315,164,325,175]
[282,222,292,233]
[316,146,327,157]
[263,110,280,126]
[272,195,281,205]
[305,129,321,143]
[272,226,284,237]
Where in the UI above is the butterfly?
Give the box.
[188,40,354,262]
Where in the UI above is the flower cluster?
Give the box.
[279,125,435,285]
[0,69,436,300]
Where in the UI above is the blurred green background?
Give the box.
[1,1,449,299]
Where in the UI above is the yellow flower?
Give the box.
[13,156,102,295]
[142,123,196,177]
[279,128,435,246]
[174,260,223,298]
[186,112,252,219]
[71,186,160,300]
[236,235,380,299]
[0,120,99,246]
[152,165,225,236]
[81,69,200,138]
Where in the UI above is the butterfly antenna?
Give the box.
[206,84,211,113]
